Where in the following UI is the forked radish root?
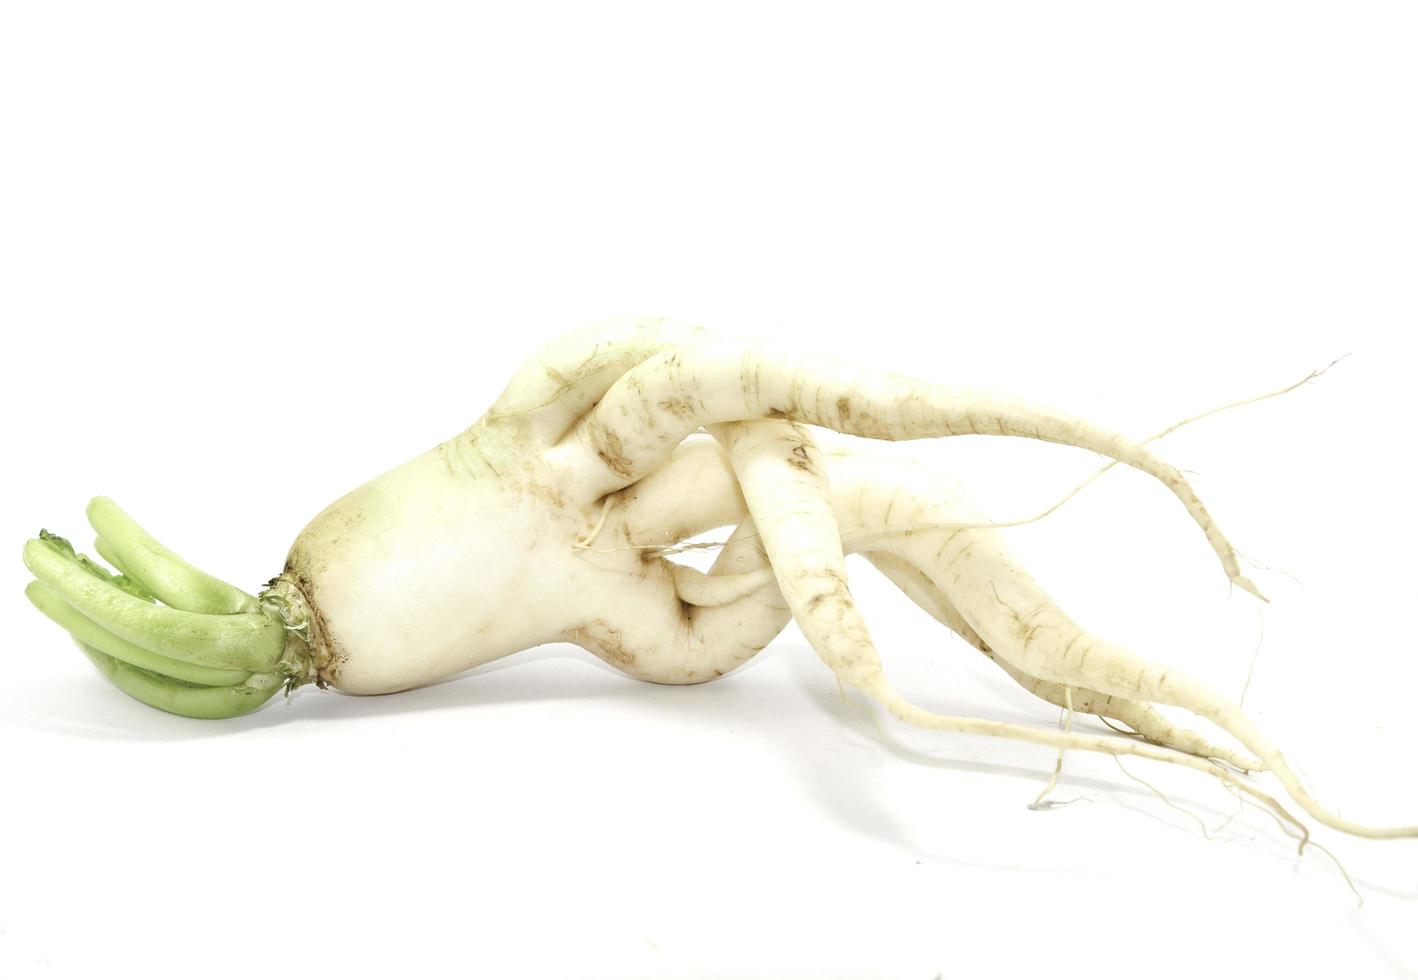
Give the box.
[21,317,1414,847]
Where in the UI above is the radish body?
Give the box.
[284,427,590,694]
[21,317,1416,845]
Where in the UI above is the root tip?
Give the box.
[1234,575,1268,603]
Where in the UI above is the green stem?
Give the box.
[87,497,258,614]
[94,536,134,578]
[26,582,250,687]
[77,642,282,719]
[24,538,285,672]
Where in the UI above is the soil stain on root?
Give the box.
[564,618,639,669]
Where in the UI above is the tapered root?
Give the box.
[863,551,1263,772]
[825,451,1416,840]
[569,336,1262,598]
[695,423,1307,822]
[709,419,886,693]
[593,425,1409,839]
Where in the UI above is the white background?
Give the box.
[2,3,1416,978]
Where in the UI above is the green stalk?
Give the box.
[24,537,285,672]
[77,642,282,719]
[87,497,258,614]
[94,536,134,578]
[27,581,250,686]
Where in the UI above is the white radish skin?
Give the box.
[707,420,884,691]
[285,427,587,693]
[569,435,791,681]
[291,317,1255,693]
[605,431,1253,769]
[862,551,1262,771]
[283,324,1355,821]
[603,436,747,550]
[558,333,1263,599]
[690,417,1410,836]
[486,316,708,443]
[698,422,1293,811]
[287,424,787,692]
[607,435,1255,769]
[575,517,791,684]
[817,445,1413,838]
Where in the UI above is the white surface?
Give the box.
[2,3,1416,978]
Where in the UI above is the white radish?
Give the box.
[21,318,1411,846]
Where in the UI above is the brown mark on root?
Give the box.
[849,408,893,440]
[799,568,851,619]
[990,583,1044,648]
[657,397,697,422]
[565,618,640,670]
[592,424,635,478]
[787,444,816,474]
[524,479,567,510]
